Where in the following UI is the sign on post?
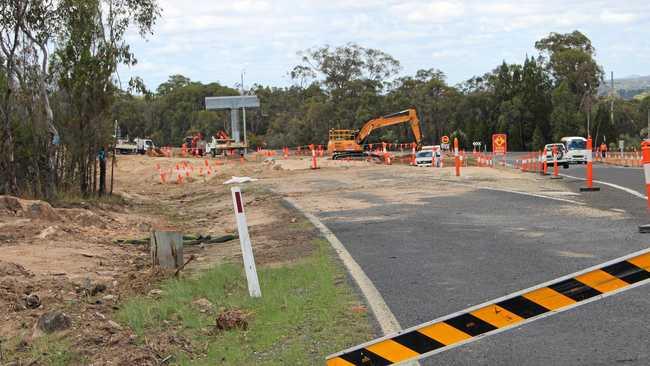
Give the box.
[492,134,507,155]
[619,140,625,155]
[441,136,450,151]
[231,187,262,298]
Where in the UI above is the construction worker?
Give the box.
[600,142,608,159]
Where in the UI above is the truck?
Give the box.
[115,139,137,154]
[134,138,155,154]
[560,136,589,164]
[115,138,155,154]
[205,130,247,157]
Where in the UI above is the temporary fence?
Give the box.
[595,151,642,167]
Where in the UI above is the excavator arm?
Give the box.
[355,108,423,147]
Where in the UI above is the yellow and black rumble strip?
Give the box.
[326,249,650,365]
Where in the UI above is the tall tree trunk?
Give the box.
[28,102,43,197]
[1,96,18,195]
[38,64,59,199]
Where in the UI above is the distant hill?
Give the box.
[599,75,650,99]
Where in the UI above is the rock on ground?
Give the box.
[36,311,72,334]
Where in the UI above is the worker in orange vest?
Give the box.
[600,142,607,159]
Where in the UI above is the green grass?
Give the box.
[51,190,128,207]
[3,335,85,365]
[117,238,373,365]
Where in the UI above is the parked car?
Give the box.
[415,147,441,167]
[544,143,570,169]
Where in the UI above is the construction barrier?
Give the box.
[552,145,561,179]
[327,249,650,365]
[454,138,460,177]
[311,147,318,170]
[580,137,600,192]
[643,143,650,210]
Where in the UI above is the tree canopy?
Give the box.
[3,23,649,199]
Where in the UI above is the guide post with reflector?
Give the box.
[231,187,262,297]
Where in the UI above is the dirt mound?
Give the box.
[0,195,60,221]
[0,260,33,277]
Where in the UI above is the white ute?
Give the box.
[415,145,441,167]
[544,143,570,169]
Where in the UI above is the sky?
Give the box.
[118,0,650,91]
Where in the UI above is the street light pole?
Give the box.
[241,70,248,154]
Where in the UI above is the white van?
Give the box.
[561,137,589,164]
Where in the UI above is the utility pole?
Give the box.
[610,72,615,130]
[587,98,591,138]
[241,70,248,154]
[110,120,117,195]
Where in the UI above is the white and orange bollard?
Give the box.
[580,137,600,192]
[639,142,650,232]
[311,148,318,170]
[542,148,548,175]
[454,138,460,177]
[551,145,562,179]
[410,143,416,166]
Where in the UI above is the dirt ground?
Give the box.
[267,157,574,216]
[0,152,585,365]
[0,154,315,365]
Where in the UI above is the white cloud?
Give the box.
[600,10,639,24]
[392,1,465,23]
[118,0,650,89]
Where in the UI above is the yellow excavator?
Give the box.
[327,108,423,160]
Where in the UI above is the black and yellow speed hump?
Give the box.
[326,248,650,365]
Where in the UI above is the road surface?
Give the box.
[319,165,650,365]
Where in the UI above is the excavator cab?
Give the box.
[328,129,363,158]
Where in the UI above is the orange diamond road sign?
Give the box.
[441,135,450,144]
[493,134,507,155]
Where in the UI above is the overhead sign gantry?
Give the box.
[205,95,260,149]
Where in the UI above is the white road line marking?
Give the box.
[329,247,650,365]
[561,173,647,200]
[282,197,402,335]
[477,186,586,205]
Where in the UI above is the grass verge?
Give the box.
[2,335,85,365]
[117,238,373,365]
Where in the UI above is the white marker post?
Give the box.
[231,187,261,298]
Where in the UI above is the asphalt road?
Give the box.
[320,167,650,365]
